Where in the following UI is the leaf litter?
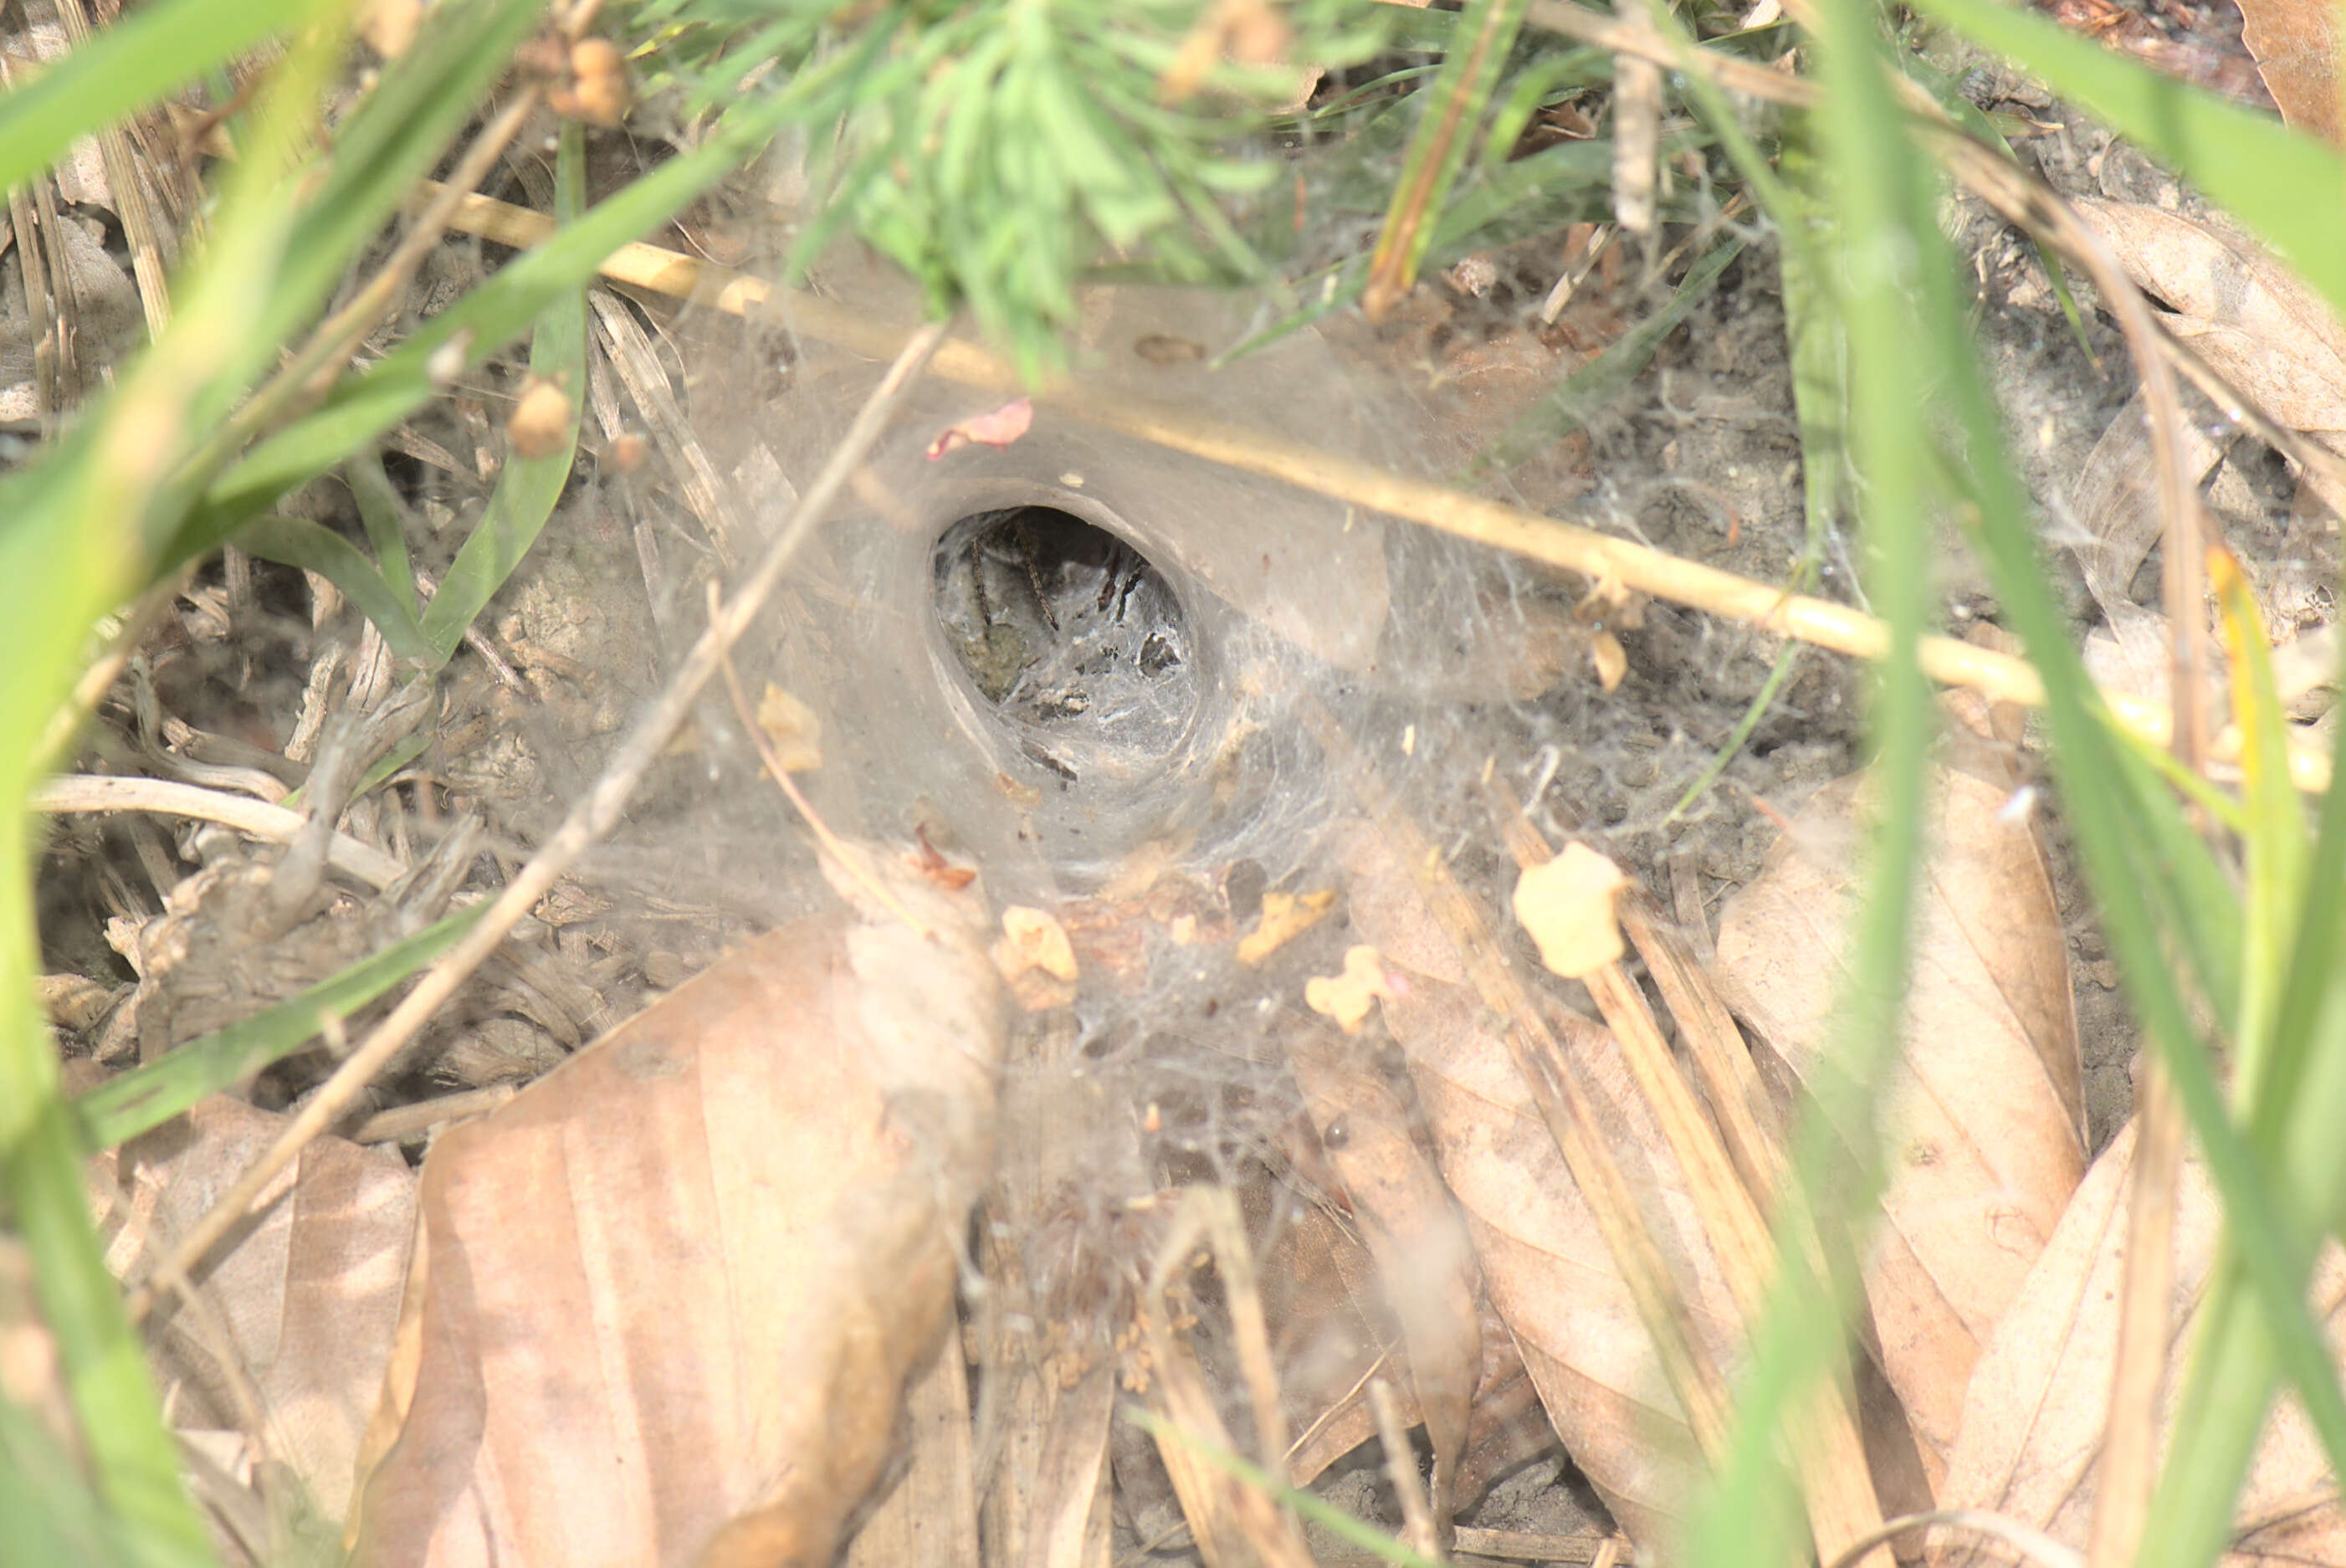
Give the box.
[22,7,2346,1567]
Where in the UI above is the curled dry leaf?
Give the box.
[996,904,1078,984]
[1285,1014,1483,1540]
[1513,842,1630,981]
[348,866,1005,1568]
[1934,1121,2346,1564]
[1714,751,2084,1484]
[995,904,1080,1009]
[1590,629,1629,693]
[2072,197,2346,512]
[925,397,1035,460]
[92,1096,417,1529]
[1338,822,1739,1549]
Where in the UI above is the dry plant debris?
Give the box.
[346,863,1004,1566]
[1715,700,2087,1484]
[1937,1122,2346,1565]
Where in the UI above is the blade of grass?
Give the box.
[0,0,314,201]
[417,125,587,664]
[1688,0,1944,1554]
[0,19,362,1560]
[2132,541,2346,1568]
[1939,204,2346,1568]
[239,515,433,665]
[2211,547,2304,1106]
[0,1390,132,1568]
[344,447,418,617]
[1362,0,1530,319]
[74,905,484,1150]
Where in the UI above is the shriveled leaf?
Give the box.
[1714,749,2085,1482]
[1337,823,1739,1549]
[91,1097,418,1532]
[348,869,1006,1568]
[2237,0,2346,141]
[1935,1120,2346,1564]
[2072,197,2346,512]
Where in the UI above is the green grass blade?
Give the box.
[235,0,543,402]
[345,448,418,617]
[2260,628,2346,1145]
[1944,253,2346,1568]
[1907,0,2346,320]
[0,0,318,202]
[8,1089,214,1568]
[0,1389,134,1568]
[239,515,433,666]
[416,125,588,664]
[74,905,484,1150]
[1362,0,1531,314]
[2211,549,2305,1107]
[1687,0,1944,1549]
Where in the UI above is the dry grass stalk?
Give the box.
[1491,809,1893,1568]
[1302,699,1736,1458]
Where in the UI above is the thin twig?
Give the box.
[119,320,950,1325]
[350,1083,517,1144]
[31,774,406,888]
[1829,1511,2085,1568]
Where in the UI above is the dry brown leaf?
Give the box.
[348,869,1005,1568]
[91,1097,417,1530]
[1285,1017,1483,1538]
[1337,823,1740,1550]
[2072,198,2346,511]
[1934,1120,2346,1564]
[1714,757,2084,1484]
[2237,0,2344,141]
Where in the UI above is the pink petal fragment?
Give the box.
[925,397,1035,460]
